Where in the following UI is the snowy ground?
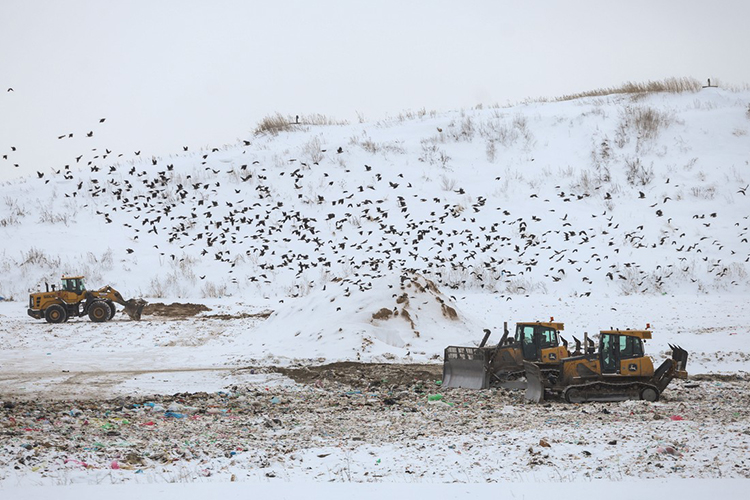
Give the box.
[2,83,750,497]
[5,480,749,500]
[1,293,749,497]
[1,293,749,400]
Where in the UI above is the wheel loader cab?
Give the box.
[61,276,86,295]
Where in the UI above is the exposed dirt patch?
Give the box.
[202,310,274,321]
[141,302,211,318]
[371,308,392,320]
[273,362,443,389]
[370,273,457,334]
[689,372,749,382]
[441,303,458,320]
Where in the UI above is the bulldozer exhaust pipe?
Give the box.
[478,329,491,348]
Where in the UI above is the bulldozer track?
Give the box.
[562,380,660,403]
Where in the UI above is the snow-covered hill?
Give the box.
[2,83,750,493]
[1,85,749,303]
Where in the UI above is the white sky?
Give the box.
[1,0,749,181]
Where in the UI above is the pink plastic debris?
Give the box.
[64,459,89,468]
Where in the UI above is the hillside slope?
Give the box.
[1,87,749,301]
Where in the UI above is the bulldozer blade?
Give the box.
[122,298,147,321]
[523,361,545,403]
[669,344,689,372]
[497,379,528,391]
[442,346,489,389]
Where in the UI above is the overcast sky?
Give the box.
[2,0,749,181]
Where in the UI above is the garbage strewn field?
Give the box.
[1,295,750,489]
[1,373,748,486]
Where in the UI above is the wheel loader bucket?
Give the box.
[442,346,490,389]
[523,361,545,403]
[122,298,147,321]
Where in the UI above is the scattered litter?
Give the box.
[0,371,747,484]
[657,445,682,457]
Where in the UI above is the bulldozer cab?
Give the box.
[515,323,561,361]
[61,276,86,295]
[599,331,647,374]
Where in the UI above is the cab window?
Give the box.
[516,325,535,344]
[618,335,643,359]
[538,327,557,348]
[601,333,617,372]
[62,278,85,294]
[521,326,534,344]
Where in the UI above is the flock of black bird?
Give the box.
[3,88,749,298]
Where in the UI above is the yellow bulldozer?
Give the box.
[28,275,147,323]
[442,320,570,389]
[524,328,688,403]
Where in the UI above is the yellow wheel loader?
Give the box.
[28,276,147,323]
[524,328,688,403]
[442,320,570,389]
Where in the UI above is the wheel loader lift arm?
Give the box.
[95,285,147,321]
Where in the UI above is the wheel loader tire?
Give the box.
[45,304,67,324]
[107,301,116,320]
[88,301,110,322]
[640,387,659,402]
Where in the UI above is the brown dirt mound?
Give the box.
[142,302,211,318]
[202,310,274,321]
